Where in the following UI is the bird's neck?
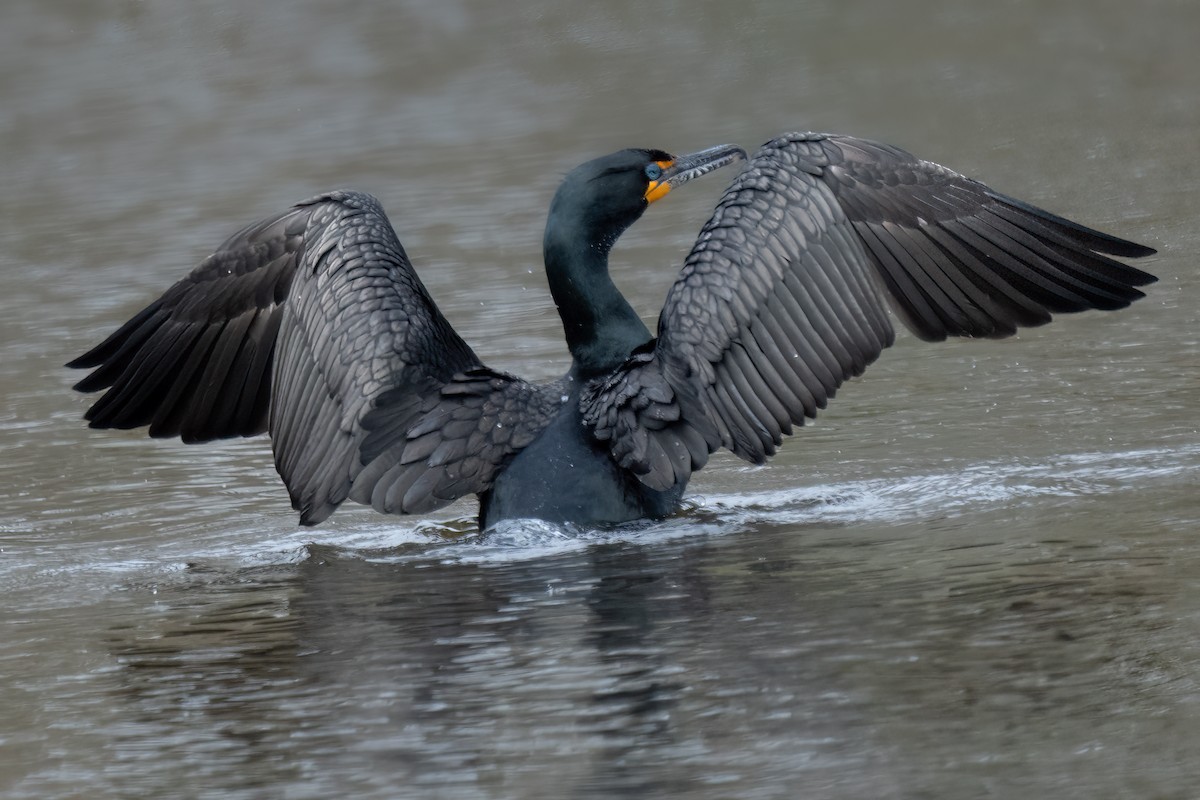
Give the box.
[543,221,651,377]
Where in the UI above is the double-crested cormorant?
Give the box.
[68,133,1156,529]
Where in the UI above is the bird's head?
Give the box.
[547,143,747,251]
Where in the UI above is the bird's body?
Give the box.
[480,392,686,529]
[68,133,1156,529]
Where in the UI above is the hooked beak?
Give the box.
[644,143,748,204]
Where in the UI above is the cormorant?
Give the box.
[67,133,1156,529]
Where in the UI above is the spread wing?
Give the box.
[69,191,554,524]
[583,132,1157,491]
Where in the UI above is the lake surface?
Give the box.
[2,1,1198,797]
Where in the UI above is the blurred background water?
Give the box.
[1,1,1198,797]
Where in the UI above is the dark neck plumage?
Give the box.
[543,215,651,378]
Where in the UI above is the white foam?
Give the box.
[14,443,1198,582]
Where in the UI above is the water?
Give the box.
[3,1,1199,797]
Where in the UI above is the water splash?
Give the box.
[16,443,1199,581]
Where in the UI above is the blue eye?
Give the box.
[644,163,663,181]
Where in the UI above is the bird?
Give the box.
[67,132,1157,530]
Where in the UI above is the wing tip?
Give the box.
[987,191,1158,261]
[297,501,336,527]
[65,353,96,371]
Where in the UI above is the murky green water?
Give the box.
[2,1,1198,797]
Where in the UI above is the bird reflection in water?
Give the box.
[106,542,714,796]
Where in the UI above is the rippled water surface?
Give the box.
[3,1,1198,798]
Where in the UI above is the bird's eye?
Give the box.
[644,163,663,181]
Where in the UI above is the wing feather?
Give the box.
[750,309,820,417]
[68,207,307,435]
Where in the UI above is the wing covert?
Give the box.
[349,368,564,516]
